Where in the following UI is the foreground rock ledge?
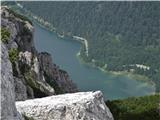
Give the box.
[16,91,114,120]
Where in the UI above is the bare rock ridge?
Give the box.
[1,7,78,101]
[16,91,113,120]
[1,7,114,120]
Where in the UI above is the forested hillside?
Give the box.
[106,94,160,120]
[13,1,160,92]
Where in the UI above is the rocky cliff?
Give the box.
[1,7,77,101]
[1,7,114,120]
[1,43,22,120]
[16,91,113,120]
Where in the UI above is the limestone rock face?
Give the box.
[16,91,113,120]
[1,6,114,120]
[1,7,78,101]
[1,43,22,120]
[14,77,27,101]
[38,52,78,93]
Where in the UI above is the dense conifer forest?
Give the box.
[17,1,160,92]
[3,1,159,92]
[2,2,160,119]
[106,94,160,120]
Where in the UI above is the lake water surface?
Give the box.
[33,23,155,100]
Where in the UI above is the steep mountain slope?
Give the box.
[16,1,160,92]
[106,94,160,120]
[1,5,159,120]
[1,43,22,120]
[1,7,77,101]
[1,7,114,120]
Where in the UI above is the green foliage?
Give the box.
[43,72,64,94]
[21,25,31,36]
[1,1,16,6]
[24,72,48,98]
[106,94,160,120]
[6,7,32,25]
[1,27,10,43]
[18,1,160,92]
[24,72,36,88]
[22,114,34,120]
[8,48,18,63]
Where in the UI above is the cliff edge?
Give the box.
[16,91,113,120]
[1,7,113,120]
[1,7,77,101]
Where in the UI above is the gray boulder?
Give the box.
[16,91,113,120]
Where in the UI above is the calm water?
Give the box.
[33,23,155,100]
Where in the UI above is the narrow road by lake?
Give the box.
[33,23,155,100]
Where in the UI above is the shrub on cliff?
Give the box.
[23,114,34,120]
[1,27,10,43]
[8,48,18,63]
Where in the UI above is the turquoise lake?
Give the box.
[33,23,155,100]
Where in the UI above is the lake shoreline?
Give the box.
[14,4,155,97]
[76,52,155,89]
[32,9,155,91]
[14,3,90,57]
[30,8,155,91]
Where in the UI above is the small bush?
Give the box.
[24,72,48,98]
[22,114,34,120]
[44,71,64,94]
[8,48,18,63]
[1,27,10,43]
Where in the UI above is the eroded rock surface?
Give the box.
[1,6,114,120]
[1,43,22,120]
[16,91,114,120]
[1,7,77,101]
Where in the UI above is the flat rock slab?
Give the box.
[16,91,114,120]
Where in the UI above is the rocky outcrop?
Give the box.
[1,7,77,101]
[1,43,22,120]
[14,77,27,101]
[38,52,77,93]
[16,91,114,120]
[1,7,114,120]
